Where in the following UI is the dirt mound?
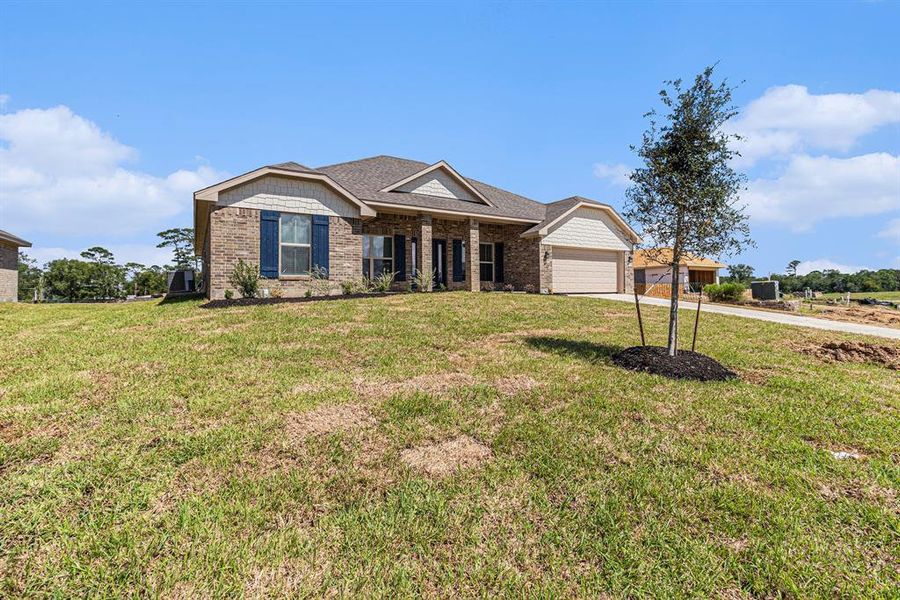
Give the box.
[801,341,899,370]
[612,346,738,382]
[285,403,376,440]
[400,435,492,478]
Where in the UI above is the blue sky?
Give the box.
[1,1,898,276]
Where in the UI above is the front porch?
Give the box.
[360,213,542,292]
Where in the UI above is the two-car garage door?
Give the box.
[551,247,620,293]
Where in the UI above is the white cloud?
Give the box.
[0,94,9,109]
[877,218,900,243]
[744,153,900,230]
[593,162,633,186]
[795,259,870,275]
[23,243,175,268]
[728,85,900,166]
[0,105,226,236]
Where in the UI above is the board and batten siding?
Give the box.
[396,169,478,202]
[218,175,361,218]
[542,207,632,251]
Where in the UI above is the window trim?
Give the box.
[479,242,494,282]
[362,234,394,279]
[279,213,312,277]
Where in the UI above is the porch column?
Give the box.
[467,218,480,292]
[418,214,433,291]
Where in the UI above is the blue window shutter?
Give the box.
[312,215,329,276]
[495,242,504,283]
[260,210,279,278]
[394,235,406,281]
[452,239,464,282]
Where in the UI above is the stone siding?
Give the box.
[0,241,18,302]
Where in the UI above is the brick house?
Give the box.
[0,230,32,302]
[193,156,640,299]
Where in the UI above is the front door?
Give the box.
[432,239,447,288]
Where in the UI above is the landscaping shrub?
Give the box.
[705,282,745,303]
[411,269,431,292]
[308,266,332,297]
[228,259,260,298]
[370,271,396,293]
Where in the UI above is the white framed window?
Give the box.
[362,235,393,278]
[479,242,494,282]
[280,214,311,276]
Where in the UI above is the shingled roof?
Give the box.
[0,230,32,247]
[316,156,547,221]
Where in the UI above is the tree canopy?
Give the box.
[624,65,752,355]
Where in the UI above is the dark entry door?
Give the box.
[432,239,447,288]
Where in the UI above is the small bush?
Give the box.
[228,259,260,298]
[705,282,745,303]
[524,284,536,294]
[411,269,430,292]
[370,271,395,293]
[502,283,515,293]
[308,266,332,297]
[224,289,234,300]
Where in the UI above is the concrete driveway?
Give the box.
[572,293,900,340]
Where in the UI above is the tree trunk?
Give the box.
[667,262,680,356]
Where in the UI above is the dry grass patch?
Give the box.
[353,371,477,399]
[285,403,376,440]
[799,341,900,370]
[400,434,492,478]
[493,374,542,396]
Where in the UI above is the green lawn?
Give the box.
[1,294,898,598]
[821,291,900,301]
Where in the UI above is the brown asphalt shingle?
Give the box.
[316,155,548,221]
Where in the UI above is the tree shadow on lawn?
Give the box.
[525,337,624,364]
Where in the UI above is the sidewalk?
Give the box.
[572,293,900,341]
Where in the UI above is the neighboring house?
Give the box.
[0,230,32,302]
[633,248,725,293]
[193,156,640,299]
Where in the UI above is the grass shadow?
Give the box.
[158,292,205,305]
[525,337,624,364]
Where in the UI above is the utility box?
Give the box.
[167,270,196,294]
[750,280,779,301]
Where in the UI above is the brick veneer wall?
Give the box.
[205,206,550,298]
[479,223,541,291]
[207,205,363,299]
[0,241,19,302]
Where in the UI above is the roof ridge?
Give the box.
[316,154,429,171]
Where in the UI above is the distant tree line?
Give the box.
[17,228,196,302]
[720,261,900,294]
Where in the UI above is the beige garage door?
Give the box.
[552,247,619,293]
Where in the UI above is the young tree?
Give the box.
[786,260,801,276]
[157,228,198,270]
[625,65,752,356]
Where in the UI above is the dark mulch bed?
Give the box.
[200,292,393,309]
[612,345,738,382]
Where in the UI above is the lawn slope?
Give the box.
[1,294,898,597]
